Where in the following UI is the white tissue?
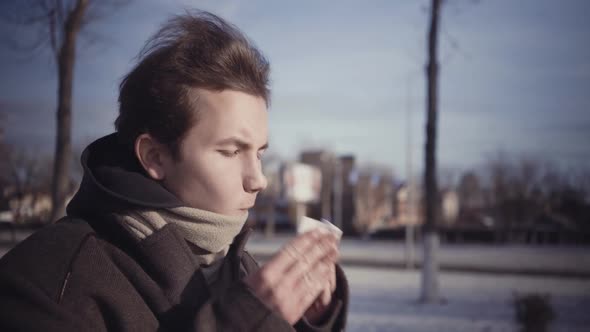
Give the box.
[297,216,343,240]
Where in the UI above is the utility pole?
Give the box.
[333,158,343,230]
[405,75,416,269]
[421,0,442,303]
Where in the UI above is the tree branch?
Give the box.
[82,0,131,26]
[48,8,58,58]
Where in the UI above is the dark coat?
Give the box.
[0,133,349,331]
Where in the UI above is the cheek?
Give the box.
[181,155,243,206]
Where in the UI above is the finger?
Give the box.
[268,231,338,280]
[244,234,337,318]
[278,248,330,295]
[320,285,331,306]
[294,259,328,290]
[304,233,339,265]
[295,267,328,315]
[283,275,322,323]
[330,264,337,293]
[281,236,338,287]
[294,258,332,300]
[318,264,336,305]
[264,230,324,274]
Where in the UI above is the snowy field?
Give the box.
[344,266,590,332]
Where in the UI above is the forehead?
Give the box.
[185,89,268,145]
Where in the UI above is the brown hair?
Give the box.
[115,10,270,160]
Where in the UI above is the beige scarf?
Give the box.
[113,207,248,266]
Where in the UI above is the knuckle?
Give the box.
[259,268,273,283]
[268,286,284,307]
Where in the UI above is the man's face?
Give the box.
[161,89,268,216]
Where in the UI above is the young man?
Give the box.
[0,11,348,331]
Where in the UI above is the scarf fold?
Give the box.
[113,207,248,266]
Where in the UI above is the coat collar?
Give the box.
[88,213,255,305]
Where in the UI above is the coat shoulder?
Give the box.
[0,218,97,302]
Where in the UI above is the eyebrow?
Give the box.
[215,137,268,150]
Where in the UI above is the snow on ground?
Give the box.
[344,266,590,332]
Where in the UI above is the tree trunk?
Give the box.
[420,0,441,304]
[50,0,89,222]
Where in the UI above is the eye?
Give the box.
[219,150,240,158]
[257,149,266,160]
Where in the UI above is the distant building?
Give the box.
[300,150,337,221]
[392,182,422,228]
[392,184,459,228]
[338,155,357,235]
[255,149,402,237]
[353,172,394,234]
[298,150,366,235]
[440,189,460,226]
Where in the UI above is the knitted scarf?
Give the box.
[113,207,248,267]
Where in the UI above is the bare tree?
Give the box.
[421,0,442,304]
[6,150,52,223]
[0,113,10,189]
[438,166,458,190]
[457,171,481,208]
[485,155,545,229]
[1,0,128,221]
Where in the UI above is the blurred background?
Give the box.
[0,0,589,331]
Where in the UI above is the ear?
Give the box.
[134,133,168,180]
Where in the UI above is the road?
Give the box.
[246,232,590,277]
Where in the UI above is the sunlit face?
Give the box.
[161,89,268,216]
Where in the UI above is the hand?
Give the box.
[304,262,337,324]
[243,230,340,325]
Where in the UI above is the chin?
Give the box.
[216,209,248,217]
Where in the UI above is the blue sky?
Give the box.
[1,0,589,177]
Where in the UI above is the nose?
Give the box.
[244,160,268,193]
